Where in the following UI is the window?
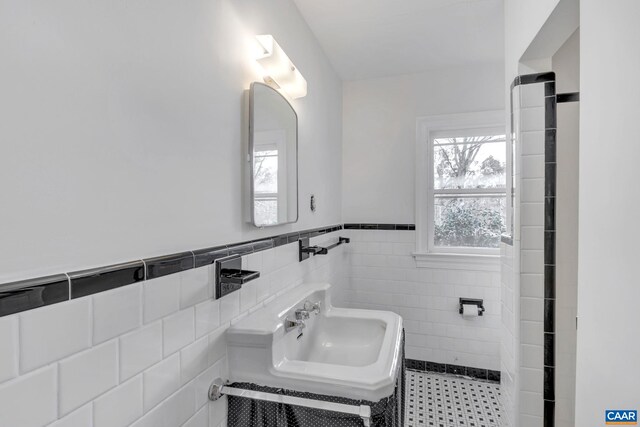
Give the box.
[253,145,279,226]
[253,130,288,226]
[416,111,506,263]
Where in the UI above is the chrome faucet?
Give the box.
[284,317,305,333]
[284,301,322,333]
[285,308,309,332]
[304,300,321,315]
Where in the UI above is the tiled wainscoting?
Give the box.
[339,226,502,373]
[0,229,347,427]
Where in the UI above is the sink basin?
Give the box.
[289,315,385,366]
[226,283,403,402]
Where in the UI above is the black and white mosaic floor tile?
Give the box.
[405,370,502,427]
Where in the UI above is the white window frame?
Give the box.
[414,111,505,270]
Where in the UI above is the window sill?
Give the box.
[412,252,500,271]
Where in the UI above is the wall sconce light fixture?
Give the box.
[255,35,307,99]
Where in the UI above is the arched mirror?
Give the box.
[248,82,299,227]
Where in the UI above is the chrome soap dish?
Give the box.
[215,254,260,299]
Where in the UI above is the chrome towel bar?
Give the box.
[208,378,371,426]
[298,236,350,262]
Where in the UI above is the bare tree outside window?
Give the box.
[253,149,279,226]
[432,134,506,249]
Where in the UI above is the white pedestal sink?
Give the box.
[226,283,403,402]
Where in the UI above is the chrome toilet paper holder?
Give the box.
[459,298,485,316]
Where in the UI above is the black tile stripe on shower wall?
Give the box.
[556,92,580,103]
[343,223,415,230]
[514,72,557,427]
[0,224,343,317]
[405,359,501,383]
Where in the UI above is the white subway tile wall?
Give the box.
[47,404,92,427]
[143,274,181,324]
[518,82,546,427]
[93,376,143,427]
[0,230,346,427]
[119,322,163,382]
[58,340,119,415]
[179,267,213,310]
[142,353,181,412]
[0,365,58,427]
[0,315,19,383]
[500,240,518,427]
[93,284,142,344]
[162,308,196,357]
[501,81,547,427]
[339,229,501,371]
[19,298,92,373]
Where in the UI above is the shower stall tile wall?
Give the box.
[340,228,501,372]
[501,72,557,427]
[500,240,518,427]
[0,230,346,427]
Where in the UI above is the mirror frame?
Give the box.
[248,81,299,227]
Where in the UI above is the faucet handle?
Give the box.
[304,300,321,314]
[295,309,310,320]
[284,317,305,332]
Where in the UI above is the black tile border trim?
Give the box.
[193,246,229,269]
[0,274,70,316]
[405,358,501,383]
[145,252,194,280]
[556,92,580,103]
[511,71,555,90]
[0,223,343,317]
[513,72,557,426]
[70,261,145,299]
[343,223,415,230]
[543,73,557,427]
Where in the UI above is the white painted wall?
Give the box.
[0,0,343,282]
[505,0,560,73]
[576,0,640,423]
[0,231,346,427]
[504,0,560,87]
[342,63,504,223]
[552,29,579,427]
[553,30,580,93]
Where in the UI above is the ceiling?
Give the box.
[293,0,504,81]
